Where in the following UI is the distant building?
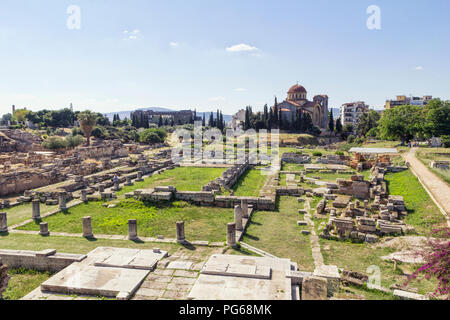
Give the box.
[340,101,369,128]
[231,109,246,130]
[273,84,329,129]
[385,95,433,109]
[131,109,197,125]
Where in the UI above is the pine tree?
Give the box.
[171,117,174,126]
[202,113,206,127]
[158,115,163,127]
[328,110,334,132]
[335,117,343,133]
[208,112,214,127]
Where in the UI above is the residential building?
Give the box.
[340,101,369,128]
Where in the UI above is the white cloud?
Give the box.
[170,42,179,47]
[226,43,258,52]
[235,88,247,92]
[415,66,424,71]
[209,96,226,102]
[122,29,140,40]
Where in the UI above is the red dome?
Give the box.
[288,84,307,94]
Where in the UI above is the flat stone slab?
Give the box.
[166,261,194,270]
[41,264,150,299]
[36,247,168,300]
[188,254,293,300]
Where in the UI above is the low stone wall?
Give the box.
[0,249,86,273]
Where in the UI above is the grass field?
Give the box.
[416,148,450,185]
[2,268,53,300]
[241,196,315,271]
[281,163,305,172]
[232,169,268,197]
[2,202,60,227]
[385,170,447,235]
[117,166,226,195]
[320,239,438,296]
[18,199,234,242]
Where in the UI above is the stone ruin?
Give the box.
[0,259,9,299]
[281,152,311,164]
[319,167,413,243]
[316,154,350,165]
[430,160,449,171]
[202,161,249,193]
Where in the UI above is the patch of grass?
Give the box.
[2,268,53,300]
[281,163,305,172]
[18,199,234,242]
[305,171,356,182]
[416,149,450,185]
[320,239,438,295]
[385,170,447,234]
[242,196,315,271]
[232,169,268,197]
[3,202,60,227]
[117,167,226,195]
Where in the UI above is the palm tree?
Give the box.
[78,111,98,146]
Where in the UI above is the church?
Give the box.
[273,84,329,130]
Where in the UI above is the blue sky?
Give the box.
[0,0,449,116]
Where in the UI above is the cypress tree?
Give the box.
[328,110,334,132]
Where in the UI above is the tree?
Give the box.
[405,228,449,298]
[328,110,334,133]
[335,117,343,133]
[0,113,12,125]
[158,115,163,127]
[356,110,381,137]
[13,109,29,123]
[202,113,206,127]
[378,105,423,143]
[77,111,98,146]
[423,99,450,137]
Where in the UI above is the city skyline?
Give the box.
[0,0,449,116]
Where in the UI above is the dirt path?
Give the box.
[403,148,450,225]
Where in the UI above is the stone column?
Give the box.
[227,222,236,247]
[136,171,143,182]
[128,219,138,240]
[59,193,67,211]
[176,221,186,243]
[98,184,105,193]
[234,205,243,231]
[32,199,41,220]
[0,212,7,232]
[241,199,249,218]
[81,190,87,202]
[39,222,49,236]
[125,176,133,186]
[82,216,93,238]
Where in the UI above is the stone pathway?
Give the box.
[403,148,450,225]
[304,199,324,267]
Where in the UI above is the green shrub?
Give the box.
[91,126,108,139]
[65,134,84,148]
[335,151,344,156]
[139,128,167,144]
[312,151,322,157]
[441,135,450,148]
[41,136,68,150]
[347,135,356,144]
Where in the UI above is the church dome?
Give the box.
[288,84,307,94]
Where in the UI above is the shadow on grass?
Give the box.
[244,233,260,241]
[181,241,196,251]
[0,231,9,237]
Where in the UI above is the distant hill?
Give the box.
[105,107,232,123]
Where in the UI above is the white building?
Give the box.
[340,101,368,128]
[231,109,246,130]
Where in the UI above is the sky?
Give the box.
[0,0,449,116]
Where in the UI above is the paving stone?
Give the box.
[153,269,174,276]
[170,276,197,285]
[163,290,189,300]
[140,281,168,290]
[173,270,198,278]
[167,261,193,270]
[134,288,165,298]
[166,282,193,292]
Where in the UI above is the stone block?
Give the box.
[302,276,328,300]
